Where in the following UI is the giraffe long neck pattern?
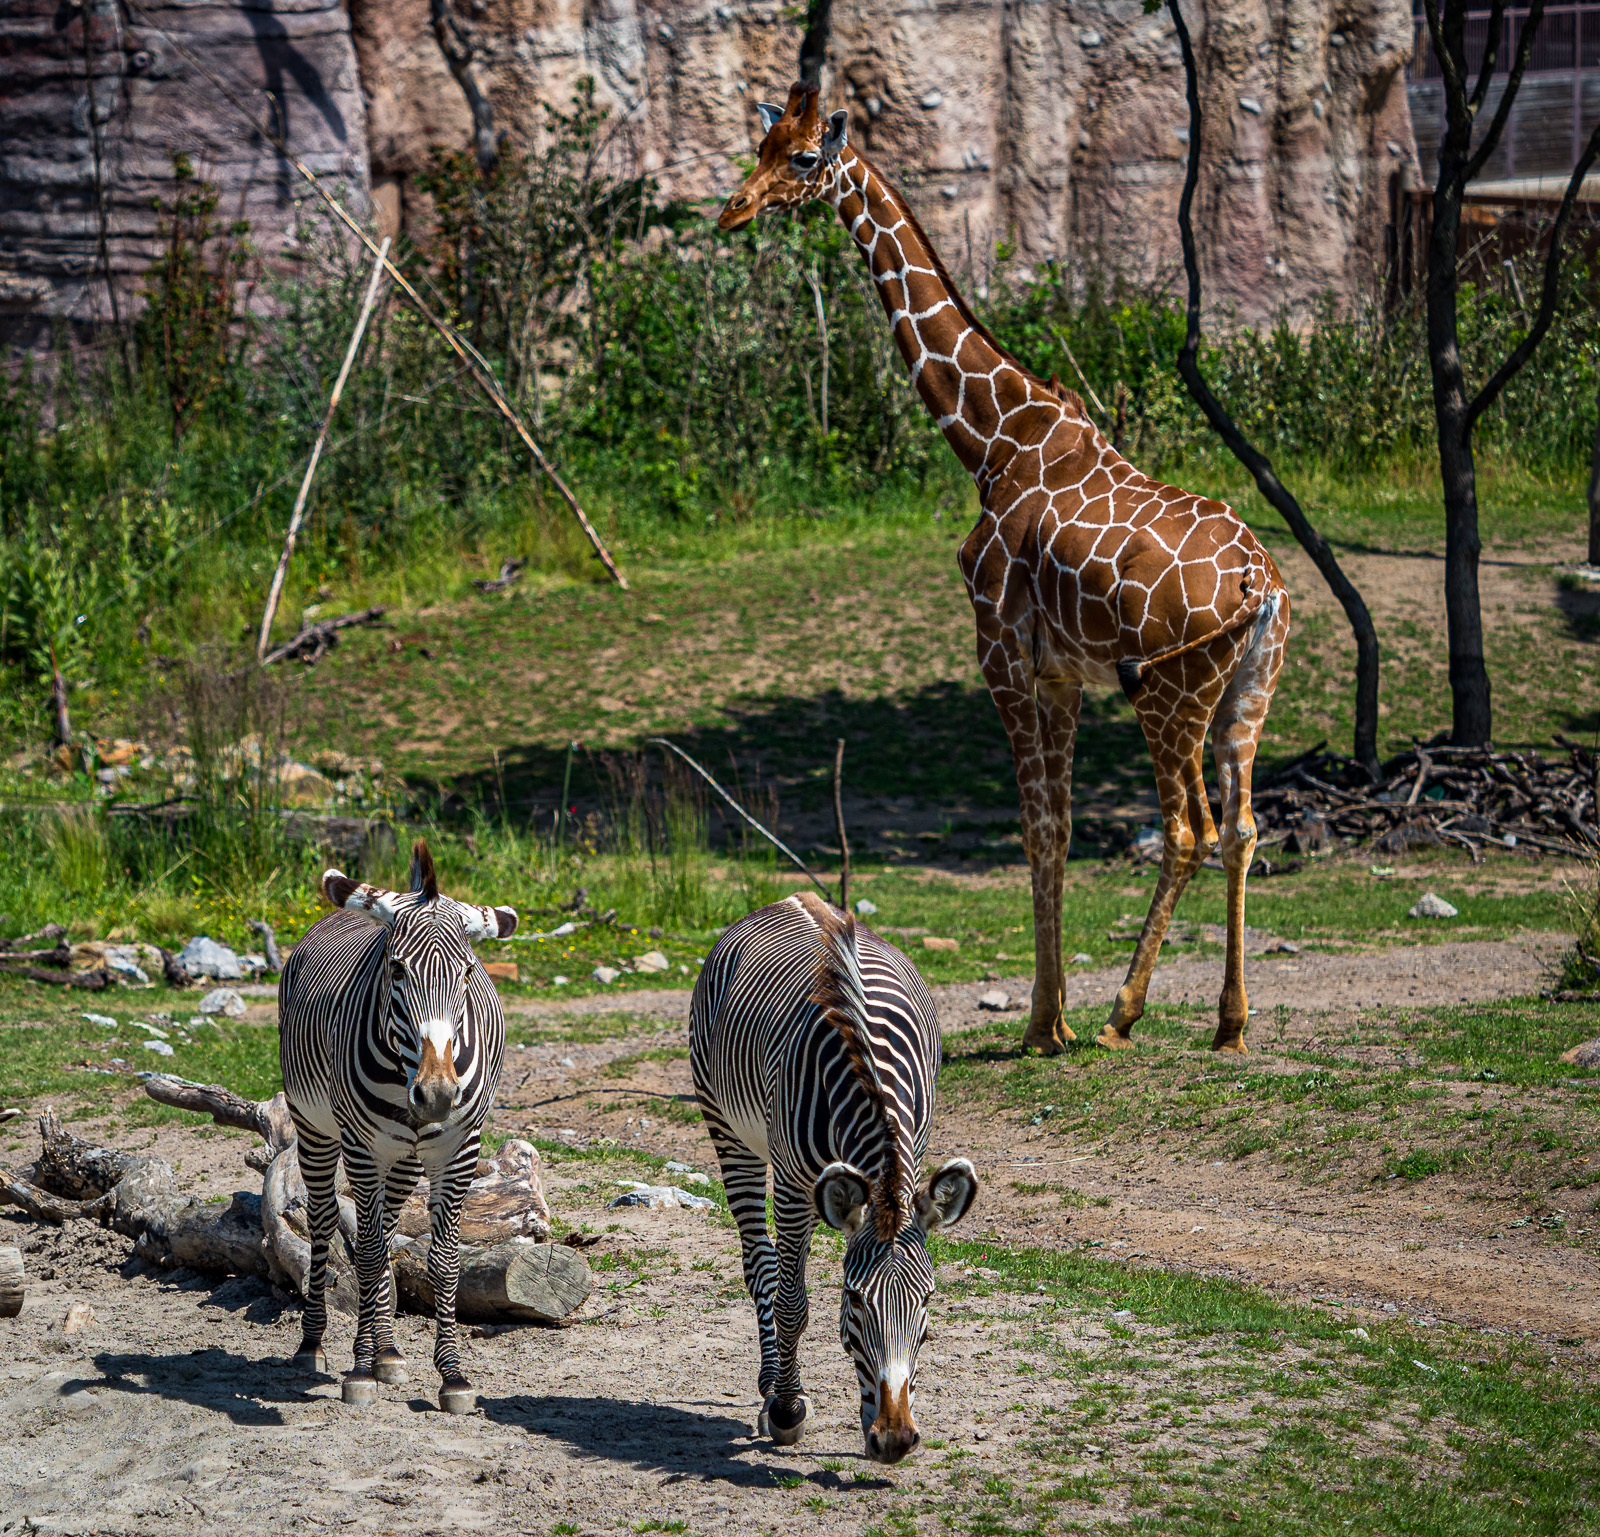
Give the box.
[823,149,1092,483]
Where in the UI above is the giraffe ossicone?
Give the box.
[717,82,1291,1056]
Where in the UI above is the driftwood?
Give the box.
[262,606,387,668]
[0,1244,23,1318]
[472,558,526,595]
[0,1084,587,1326]
[392,1236,590,1324]
[0,963,114,989]
[1257,740,1600,861]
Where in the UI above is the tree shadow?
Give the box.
[89,1347,309,1426]
[478,1393,892,1489]
[1555,580,1600,645]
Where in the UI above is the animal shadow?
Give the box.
[480,1393,888,1488]
[91,1347,310,1426]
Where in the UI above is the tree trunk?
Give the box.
[392,1236,592,1324]
[1588,379,1600,566]
[1425,145,1493,745]
[0,1244,24,1318]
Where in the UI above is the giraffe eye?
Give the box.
[790,150,820,172]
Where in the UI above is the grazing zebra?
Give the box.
[279,840,516,1413]
[691,891,977,1463]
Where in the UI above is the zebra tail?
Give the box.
[796,892,906,1240]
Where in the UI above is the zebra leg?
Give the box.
[340,1142,390,1407]
[293,1129,340,1373]
[427,1138,478,1414]
[372,1156,423,1386]
[764,1183,816,1446]
[709,1132,780,1410]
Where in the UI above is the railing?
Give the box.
[1409,4,1600,82]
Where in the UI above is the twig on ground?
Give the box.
[261,606,387,668]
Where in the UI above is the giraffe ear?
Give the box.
[822,109,849,162]
[757,101,785,134]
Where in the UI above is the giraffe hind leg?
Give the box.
[1100,662,1224,1049]
[1210,596,1288,1052]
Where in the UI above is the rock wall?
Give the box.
[0,0,1416,346]
[0,0,369,349]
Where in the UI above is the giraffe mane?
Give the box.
[794,891,907,1241]
[854,154,1091,425]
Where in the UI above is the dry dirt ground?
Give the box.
[0,936,1591,1535]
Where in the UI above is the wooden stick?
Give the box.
[833,737,850,910]
[647,738,832,900]
[1051,328,1109,417]
[117,0,628,591]
[142,1076,296,1153]
[257,238,390,661]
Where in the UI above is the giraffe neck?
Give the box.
[825,148,1086,481]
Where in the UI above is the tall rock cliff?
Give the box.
[0,0,1416,345]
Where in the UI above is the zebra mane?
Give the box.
[410,839,439,903]
[796,892,907,1241]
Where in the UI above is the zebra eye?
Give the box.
[389,961,405,983]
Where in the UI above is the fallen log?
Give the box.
[0,1244,23,1318]
[391,1235,591,1324]
[0,965,115,989]
[262,606,386,668]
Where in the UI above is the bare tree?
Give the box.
[431,0,499,175]
[1164,0,1382,778]
[1589,381,1600,567]
[798,0,833,88]
[1420,0,1600,743]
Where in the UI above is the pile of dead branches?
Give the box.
[0,925,114,990]
[1256,738,1600,863]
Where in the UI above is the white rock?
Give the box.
[102,947,151,985]
[854,898,879,916]
[197,987,248,1018]
[129,1020,169,1039]
[178,936,244,981]
[553,975,570,986]
[143,1039,175,1057]
[978,989,1011,1011]
[664,1160,693,1173]
[1239,96,1263,114]
[607,1182,714,1212]
[685,1172,711,1186]
[1070,952,1094,965]
[592,966,620,985]
[238,952,268,978]
[635,950,670,973]
[81,1012,117,1029]
[1079,29,1102,46]
[918,89,943,109]
[1408,893,1458,919]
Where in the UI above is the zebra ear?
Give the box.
[914,1157,977,1233]
[814,1161,871,1235]
[324,868,398,925]
[457,902,519,942]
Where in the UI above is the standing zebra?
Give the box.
[691,891,977,1463]
[279,840,516,1413]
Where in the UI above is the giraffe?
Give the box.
[717,83,1291,1055]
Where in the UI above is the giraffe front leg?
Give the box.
[428,1139,478,1414]
[764,1185,815,1446]
[977,628,1078,1056]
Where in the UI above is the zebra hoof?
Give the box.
[373,1350,409,1386]
[292,1347,327,1374]
[341,1372,380,1408]
[438,1379,475,1415]
[765,1394,811,1446]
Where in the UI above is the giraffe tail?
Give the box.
[1116,585,1281,701]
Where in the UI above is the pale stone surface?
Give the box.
[4,0,1414,338]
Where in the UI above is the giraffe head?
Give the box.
[718,81,850,231]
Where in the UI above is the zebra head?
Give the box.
[815,1155,978,1463]
[323,840,517,1125]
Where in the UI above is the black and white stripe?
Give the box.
[690,891,976,1463]
[278,840,515,1413]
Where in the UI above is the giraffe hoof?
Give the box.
[1211,1034,1249,1055]
[292,1347,328,1374]
[341,1372,379,1408]
[373,1350,409,1386]
[1095,1027,1135,1051]
[1023,1022,1071,1056]
[439,1379,476,1415]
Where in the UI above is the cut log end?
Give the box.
[0,1244,24,1319]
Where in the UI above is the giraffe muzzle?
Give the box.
[717,191,758,231]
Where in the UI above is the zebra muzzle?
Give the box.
[866,1379,920,1464]
[409,1036,460,1123]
